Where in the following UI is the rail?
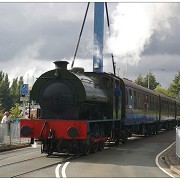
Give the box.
[0,121,30,146]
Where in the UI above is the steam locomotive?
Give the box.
[20,61,180,155]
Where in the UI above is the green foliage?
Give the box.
[154,85,170,97]
[134,73,160,90]
[0,112,3,122]
[134,74,146,87]
[10,103,21,118]
[0,70,24,113]
[0,71,4,82]
[0,73,12,111]
[10,78,18,104]
[144,72,160,90]
[168,71,180,100]
[10,76,24,105]
[135,71,180,100]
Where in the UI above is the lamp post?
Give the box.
[148,68,165,89]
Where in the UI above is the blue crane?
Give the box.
[93,2,104,73]
[71,2,115,74]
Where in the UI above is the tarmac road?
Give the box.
[64,129,176,178]
[0,129,177,178]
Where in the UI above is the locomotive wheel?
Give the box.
[156,129,159,135]
[91,124,99,153]
[115,139,120,146]
[98,141,104,151]
[83,144,90,156]
[47,150,53,156]
[92,142,99,153]
[120,130,127,144]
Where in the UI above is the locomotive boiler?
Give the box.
[33,61,108,120]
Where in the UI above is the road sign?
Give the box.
[20,96,29,102]
[20,84,29,95]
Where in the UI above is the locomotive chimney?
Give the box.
[53,61,69,70]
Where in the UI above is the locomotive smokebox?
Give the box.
[53,61,69,70]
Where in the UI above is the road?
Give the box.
[0,129,175,178]
[65,129,175,178]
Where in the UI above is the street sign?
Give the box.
[20,96,29,102]
[20,84,29,95]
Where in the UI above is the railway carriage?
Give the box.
[158,94,176,130]
[122,79,160,136]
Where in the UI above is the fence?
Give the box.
[0,122,30,145]
[176,126,180,159]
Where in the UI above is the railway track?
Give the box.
[0,148,40,161]
[11,155,75,178]
[0,146,79,178]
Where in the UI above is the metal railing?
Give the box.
[0,122,30,145]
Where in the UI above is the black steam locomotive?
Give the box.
[20,61,180,155]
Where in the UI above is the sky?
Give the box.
[0,2,180,88]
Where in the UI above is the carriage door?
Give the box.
[114,80,121,119]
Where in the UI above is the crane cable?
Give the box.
[71,2,90,68]
[105,2,116,76]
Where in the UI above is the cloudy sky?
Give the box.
[0,2,179,88]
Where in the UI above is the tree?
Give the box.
[10,76,24,105]
[144,72,160,90]
[134,73,160,90]
[134,74,145,87]
[0,71,4,112]
[0,71,24,113]
[0,73,12,111]
[10,77,19,105]
[154,85,170,97]
[0,71,5,83]
[168,71,180,100]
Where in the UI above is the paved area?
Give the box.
[1,141,180,177]
[158,142,180,177]
[0,143,31,152]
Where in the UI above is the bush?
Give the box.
[10,103,21,118]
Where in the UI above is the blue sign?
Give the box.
[20,84,29,95]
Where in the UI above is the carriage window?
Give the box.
[125,89,128,107]
[152,96,154,110]
[129,89,133,108]
[129,89,132,96]
[162,100,164,112]
[155,98,157,110]
[144,94,147,110]
[134,91,137,109]
[167,101,169,113]
[149,96,152,110]
[138,92,142,109]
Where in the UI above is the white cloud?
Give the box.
[0,3,179,89]
[106,3,178,65]
[2,38,53,86]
